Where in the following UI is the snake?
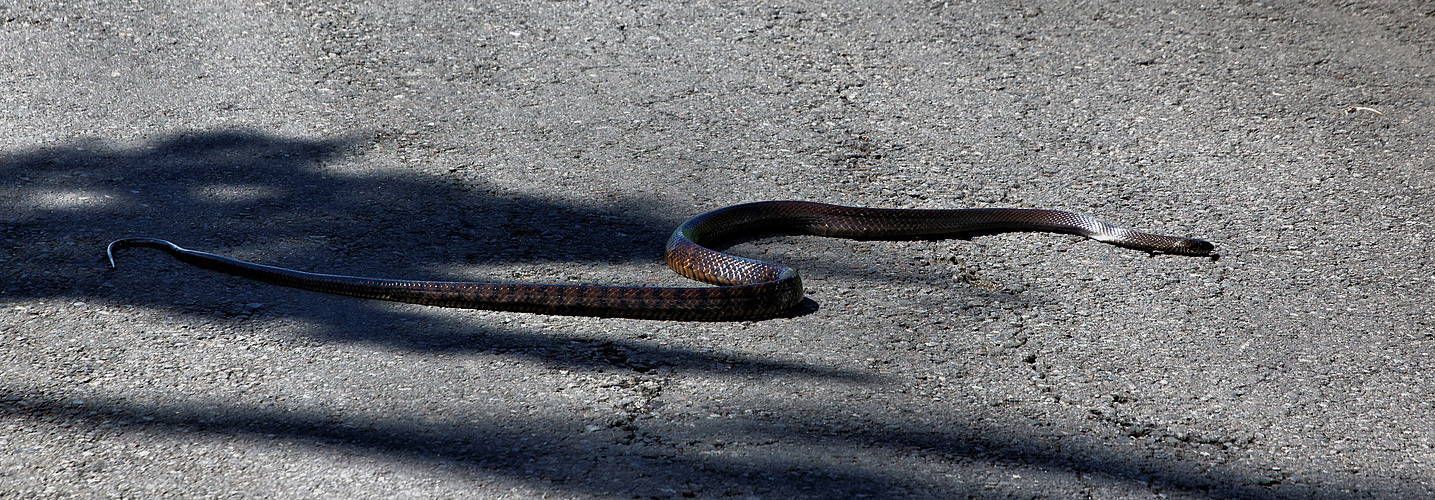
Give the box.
[106,201,1214,321]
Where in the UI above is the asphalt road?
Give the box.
[3,1,1433,498]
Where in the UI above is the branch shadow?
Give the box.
[0,130,1345,498]
[0,388,1326,499]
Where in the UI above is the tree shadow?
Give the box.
[2,129,864,380]
[0,130,1343,498]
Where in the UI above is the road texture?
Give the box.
[2,1,1432,498]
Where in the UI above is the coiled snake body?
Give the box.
[107,201,1213,320]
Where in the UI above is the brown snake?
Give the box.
[106,201,1214,320]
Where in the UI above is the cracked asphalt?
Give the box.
[2,1,1433,498]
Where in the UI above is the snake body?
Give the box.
[107,201,1213,320]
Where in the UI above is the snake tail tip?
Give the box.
[104,238,142,269]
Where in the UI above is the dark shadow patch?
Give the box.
[1,130,871,380]
[0,389,1325,499]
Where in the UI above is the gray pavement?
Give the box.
[3,1,1433,498]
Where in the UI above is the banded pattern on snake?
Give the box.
[107,201,1214,320]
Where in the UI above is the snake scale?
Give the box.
[107,201,1214,320]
